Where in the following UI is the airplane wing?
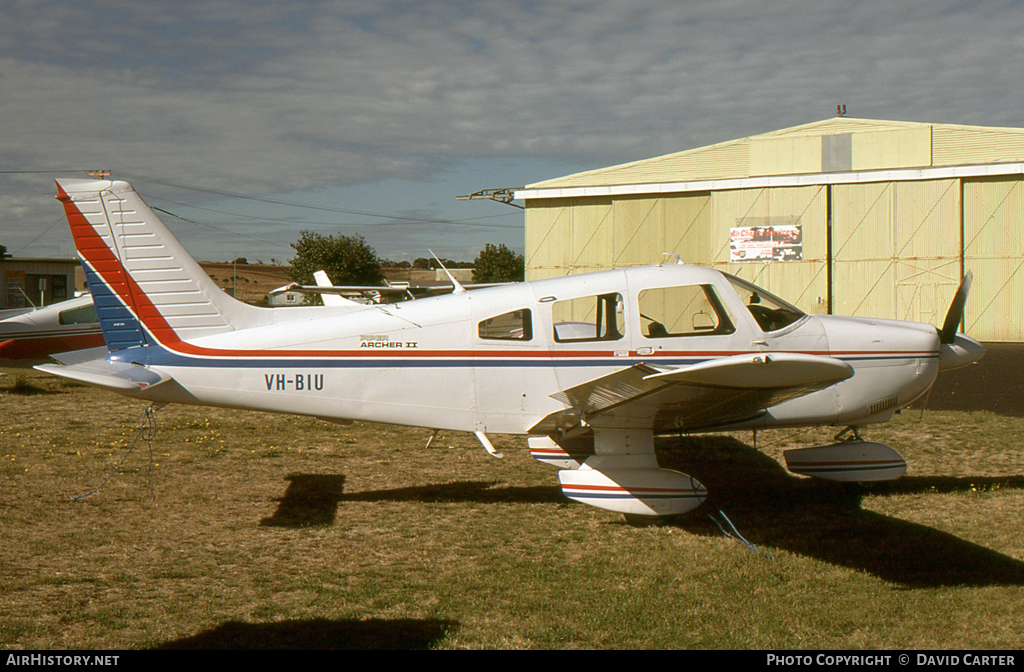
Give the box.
[313,271,364,307]
[268,280,506,303]
[272,283,418,296]
[34,358,172,393]
[268,282,425,304]
[531,353,854,435]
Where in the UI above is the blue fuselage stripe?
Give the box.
[115,347,936,370]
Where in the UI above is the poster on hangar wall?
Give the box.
[729,224,803,262]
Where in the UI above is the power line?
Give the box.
[1,169,522,228]
[122,172,522,229]
[145,193,521,230]
[11,217,67,255]
[150,207,293,252]
[2,169,524,257]
[0,169,98,175]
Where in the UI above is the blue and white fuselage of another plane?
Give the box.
[37,179,984,518]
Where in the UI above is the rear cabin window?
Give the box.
[638,285,734,338]
[478,309,533,341]
[57,302,98,325]
[551,293,624,343]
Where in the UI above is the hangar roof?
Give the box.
[524,117,1024,193]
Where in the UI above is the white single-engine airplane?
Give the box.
[38,178,985,518]
[0,294,104,359]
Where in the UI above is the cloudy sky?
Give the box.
[3,0,1024,263]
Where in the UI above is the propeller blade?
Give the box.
[938,271,973,344]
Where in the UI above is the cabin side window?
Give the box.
[551,293,624,342]
[57,302,98,325]
[638,285,734,338]
[478,309,533,341]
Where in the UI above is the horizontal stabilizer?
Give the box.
[559,460,707,516]
[643,352,854,389]
[34,359,171,393]
[784,441,907,482]
[49,346,110,366]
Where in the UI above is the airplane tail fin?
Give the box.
[56,178,266,351]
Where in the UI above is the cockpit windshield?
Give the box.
[724,274,806,333]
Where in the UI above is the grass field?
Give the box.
[2,366,1023,650]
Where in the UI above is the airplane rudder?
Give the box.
[56,178,263,341]
[80,256,149,351]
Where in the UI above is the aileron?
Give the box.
[643,352,854,389]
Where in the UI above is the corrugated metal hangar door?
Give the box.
[964,178,1024,341]
[831,179,961,327]
[712,185,828,314]
[525,198,580,280]
[526,176,1024,341]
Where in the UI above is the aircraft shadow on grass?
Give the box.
[259,474,348,528]
[0,377,65,396]
[259,473,562,528]
[656,435,1024,589]
[258,437,1024,589]
[153,617,457,650]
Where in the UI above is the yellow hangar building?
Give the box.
[517,117,1024,342]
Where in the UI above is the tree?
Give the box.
[0,244,8,259]
[472,243,525,283]
[289,231,384,288]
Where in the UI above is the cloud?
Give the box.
[3,0,1024,258]
[8,0,1024,182]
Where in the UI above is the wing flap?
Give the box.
[35,359,172,392]
[550,363,664,413]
